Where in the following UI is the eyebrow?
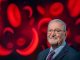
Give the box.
[48,28,65,31]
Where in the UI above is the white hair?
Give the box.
[48,19,66,31]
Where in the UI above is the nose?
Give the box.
[50,32,56,38]
[52,34,56,37]
[48,31,57,39]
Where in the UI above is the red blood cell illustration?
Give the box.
[23,6,33,17]
[68,0,80,17]
[75,18,80,25]
[16,38,26,47]
[0,44,12,56]
[3,27,14,34]
[49,2,64,16]
[6,42,13,49]
[16,28,39,56]
[74,35,80,44]
[37,5,45,15]
[7,3,21,28]
[38,17,51,30]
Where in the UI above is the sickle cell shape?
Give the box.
[49,2,64,16]
[23,6,33,17]
[7,3,21,28]
[3,27,14,34]
[0,44,12,56]
[37,5,45,15]
[0,27,14,56]
[16,28,39,56]
[38,17,51,30]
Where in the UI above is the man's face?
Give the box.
[47,22,66,45]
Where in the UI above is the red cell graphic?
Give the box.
[0,44,12,56]
[0,0,2,3]
[37,5,45,15]
[41,45,45,50]
[3,27,14,34]
[23,6,33,17]
[49,2,64,16]
[74,35,80,44]
[47,41,50,48]
[67,28,71,38]
[38,17,52,30]
[0,1,4,35]
[0,0,7,2]
[6,42,13,49]
[0,16,4,37]
[68,0,80,17]
[0,0,2,2]
[16,28,39,56]
[29,17,35,26]
[7,3,21,28]
[0,0,80,57]
[75,18,80,25]
[16,38,26,47]
[0,0,7,3]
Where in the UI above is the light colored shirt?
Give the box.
[46,41,66,60]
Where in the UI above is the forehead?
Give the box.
[48,22,64,30]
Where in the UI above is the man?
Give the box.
[37,19,78,60]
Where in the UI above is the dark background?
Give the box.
[0,0,80,60]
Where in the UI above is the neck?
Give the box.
[51,41,65,49]
[51,43,61,50]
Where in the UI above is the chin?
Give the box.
[51,43,58,45]
[49,41,58,45]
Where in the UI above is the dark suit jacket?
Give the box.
[37,44,79,60]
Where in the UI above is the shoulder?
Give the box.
[67,45,77,55]
[38,48,49,56]
[63,45,78,60]
[37,48,49,60]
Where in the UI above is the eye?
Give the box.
[55,29,62,33]
[57,30,61,32]
[48,29,52,32]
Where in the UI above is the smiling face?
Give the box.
[47,20,67,46]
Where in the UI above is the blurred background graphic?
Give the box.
[0,0,80,60]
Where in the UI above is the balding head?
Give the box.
[48,19,66,31]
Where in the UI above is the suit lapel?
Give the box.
[43,48,50,60]
[54,44,69,60]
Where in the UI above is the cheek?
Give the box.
[47,32,51,35]
[56,33,61,37]
[61,34,65,38]
[57,34,64,39]
[47,32,52,36]
[47,32,50,37]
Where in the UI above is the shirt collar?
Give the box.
[50,41,66,53]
